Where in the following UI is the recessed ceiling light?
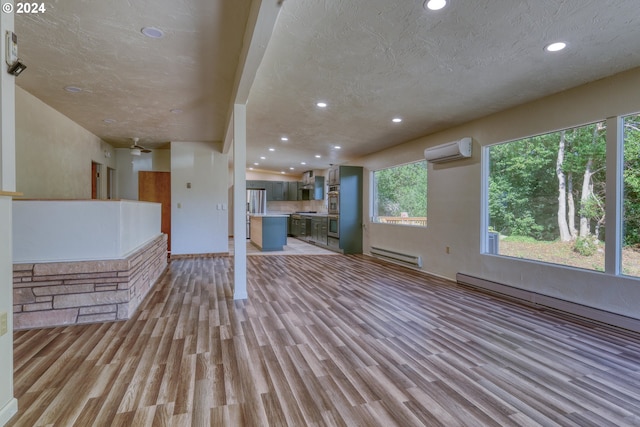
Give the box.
[141,27,164,38]
[316,102,327,108]
[301,162,307,165]
[281,137,288,141]
[254,162,259,166]
[64,86,82,93]
[544,42,567,52]
[170,108,183,114]
[269,148,275,152]
[260,156,266,160]
[249,167,254,170]
[334,145,342,150]
[315,155,321,158]
[280,171,285,174]
[424,0,447,11]
[392,117,403,123]
[289,167,295,170]
[103,118,116,124]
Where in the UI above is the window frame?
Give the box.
[371,159,428,228]
[482,120,609,272]
[481,112,640,279]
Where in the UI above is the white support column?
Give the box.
[222,0,282,301]
[1,5,16,192]
[0,2,18,424]
[233,104,248,299]
[605,116,623,275]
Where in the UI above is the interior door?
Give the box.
[138,171,171,253]
[91,162,99,199]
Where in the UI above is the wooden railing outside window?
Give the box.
[376,216,427,227]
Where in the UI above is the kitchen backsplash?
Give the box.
[267,199,327,213]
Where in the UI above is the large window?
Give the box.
[372,160,427,227]
[622,113,640,277]
[487,122,607,271]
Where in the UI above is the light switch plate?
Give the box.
[0,312,7,336]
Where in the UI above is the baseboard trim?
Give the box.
[456,273,640,334]
[170,252,229,260]
[0,398,18,426]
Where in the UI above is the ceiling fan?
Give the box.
[129,137,151,156]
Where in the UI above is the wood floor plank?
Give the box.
[7,254,640,426]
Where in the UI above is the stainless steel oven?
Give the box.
[327,215,339,238]
[328,185,339,215]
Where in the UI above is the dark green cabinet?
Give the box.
[247,180,288,201]
[336,166,363,254]
[246,180,264,189]
[271,181,286,201]
[287,182,299,201]
[247,178,323,201]
[290,215,301,236]
[313,217,328,245]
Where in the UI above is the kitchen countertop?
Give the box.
[248,213,290,218]
[290,212,329,217]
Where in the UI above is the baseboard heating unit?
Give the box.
[456,273,640,334]
[370,246,422,268]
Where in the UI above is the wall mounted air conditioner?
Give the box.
[424,137,472,164]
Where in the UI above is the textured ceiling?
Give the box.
[246,0,640,172]
[14,0,640,172]
[16,0,253,148]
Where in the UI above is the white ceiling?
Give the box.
[15,0,640,174]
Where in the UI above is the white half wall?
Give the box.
[171,141,228,255]
[13,200,161,263]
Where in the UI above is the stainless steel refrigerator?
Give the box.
[246,189,267,238]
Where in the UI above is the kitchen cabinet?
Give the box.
[247,178,322,202]
[271,181,286,201]
[315,217,328,245]
[246,180,265,189]
[308,217,322,244]
[247,180,289,201]
[334,166,363,254]
[296,215,329,245]
[290,214,301,237]
[249,215,288,251]
[287,182,298,201]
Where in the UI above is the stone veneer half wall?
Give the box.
[13,234,167,329]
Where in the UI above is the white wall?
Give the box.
[171,141,228,255]
[360,66,640,321]
[115,148,170,200]
[15,87,115,199]
[13,200,161,263]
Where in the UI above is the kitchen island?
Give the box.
[249,214,288,251]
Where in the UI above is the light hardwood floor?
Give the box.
[8,254,640,426]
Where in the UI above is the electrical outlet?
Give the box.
[0,312,7,336]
